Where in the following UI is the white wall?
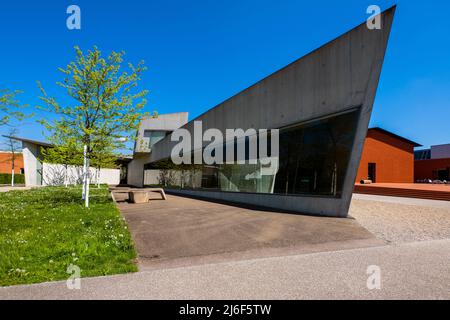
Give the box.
[42,163,120,186]
[22,142,40,187]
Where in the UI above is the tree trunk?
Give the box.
[82,145,87,200]
[11,147,15,187]
[64,165,69,188]
[85,158,90,208]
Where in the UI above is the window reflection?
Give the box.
[145,109,360,198]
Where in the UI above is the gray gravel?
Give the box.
[350,197,450,244]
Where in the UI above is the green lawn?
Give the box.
[0,186,137,286]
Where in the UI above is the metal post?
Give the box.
[82,145,87,200]
[85,156,90,208]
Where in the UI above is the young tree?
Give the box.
[0,88,24,127]
[3,128,22,186]
[38,46,148,207]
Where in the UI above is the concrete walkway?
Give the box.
[117,194,381,269]
[1,239,449,300]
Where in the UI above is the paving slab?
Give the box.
[116,194,382,270]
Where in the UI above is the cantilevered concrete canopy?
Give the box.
[135,7,396,217]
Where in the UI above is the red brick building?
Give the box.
[415,159,450,181]
[355,128,421,183]
[0,151,24,174]
[414,144,450,181]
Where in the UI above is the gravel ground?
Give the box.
[350,198,450,244]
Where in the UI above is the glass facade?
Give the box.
[145,109,360,198]
[143,130,168,148]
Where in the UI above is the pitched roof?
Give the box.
[368,127,422,147]
[2,136,53,147]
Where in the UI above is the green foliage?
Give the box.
[38,45,148,163]
[0,186,137,286]
[40,141,83,167]
[89,140,119,169]
[0,88,26,126]
[0,174,25,184]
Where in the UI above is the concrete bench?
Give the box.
[129,190,149,204]
[110,188,167,203]
[141,188,167,200]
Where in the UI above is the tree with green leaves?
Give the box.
[40,137,84,187]
[89,141,119,188]
[0,88,25,127]
[38,46,148,207]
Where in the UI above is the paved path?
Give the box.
[118,195,379,269]
[1,239,449,300]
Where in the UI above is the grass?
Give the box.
[0,186,137,286]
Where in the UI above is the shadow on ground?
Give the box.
[114,193,382,270]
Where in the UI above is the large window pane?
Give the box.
[145,109,359,198]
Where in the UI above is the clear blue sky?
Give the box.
[0,0,448,151]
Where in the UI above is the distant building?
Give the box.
[355,128,421,183]
[5,137,128,187]
[0,151,24,175]
[430,144,450,160]
[415,144,450,181]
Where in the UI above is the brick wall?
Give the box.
[415,158,450,181]
[355,130,415,183]
[0,152,24,174]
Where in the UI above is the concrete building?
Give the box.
[415,144,450,181]
[355,128,421,183]
[129,7,396,217]
[8,137,124,187]
[127,112,189,187]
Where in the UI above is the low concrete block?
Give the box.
[129,191,149,204]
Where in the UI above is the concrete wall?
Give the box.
[135,113,188,153]
[167,189,351,217]
[129,112,189,186]
[22,140,120,186]
[127,154,147,187]
[41,163,120,186]
[22,142,41,186]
